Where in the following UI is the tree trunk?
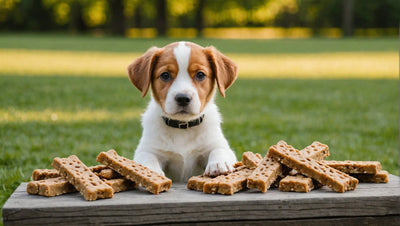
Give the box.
[156,0,167,37]
[108,0,125,36]
[195,0,205,37]
[342,0,354,37]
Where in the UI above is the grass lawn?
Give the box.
[0,34,398,222]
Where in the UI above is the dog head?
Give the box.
[127,41,238,120]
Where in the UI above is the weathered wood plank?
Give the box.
[3,175,400,225]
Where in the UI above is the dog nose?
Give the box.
[175,93,191,106]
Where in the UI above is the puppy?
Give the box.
[127,41,238,182]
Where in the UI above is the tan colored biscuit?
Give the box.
[282,141,330,190]
[52,155,114,200]
[242,152,263,169]
[246,157,282,192]
[104,178,138,192]
[351,170,389,183]
[301,141,330,160]
[246,141,288,193]
[32,165,109,181]
[202,166,253,195]
[217,168,254,195]
[89,165,108,173]
[96,168,122,179]
[323,160,381,174]
[279,175,315,192]
[32,169,60,181]
[267,142,358,193]
[96,150,172,195]
[187,175,213,191]
[27,177,76,197]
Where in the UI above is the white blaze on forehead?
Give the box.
[173,42,191,71]
[164,41,201,117]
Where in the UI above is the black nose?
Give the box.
[175,93,191,107]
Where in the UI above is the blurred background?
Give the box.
[0,0,399,38]
[0,0,399,218]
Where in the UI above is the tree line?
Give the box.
[0,0,398,37]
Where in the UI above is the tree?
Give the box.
[195,0,205,37]
[342,0,354,36]
[155,0,167,36]
[108,0,125,36]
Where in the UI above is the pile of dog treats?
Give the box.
[187,140,388,195]
[27,150,172,201]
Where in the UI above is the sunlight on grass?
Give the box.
[0,49,397,79]
[0,109,142,123]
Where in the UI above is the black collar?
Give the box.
[162,115,205,129]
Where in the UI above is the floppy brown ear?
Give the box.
[204,46,238,97]
[127,47,160,97]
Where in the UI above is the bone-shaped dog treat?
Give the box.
[279,175,316,192]
[52,155,114,200]
[323,160,381,174]
[280,141,329,192]
[188,153,258,194]
[104,178,138,192]
[187,175,213,191]
[32,165,109,181]
[242,152,263,169]
[27,177,77,197]
[203,166,253,195]
[96,150,172,195]
[267,143,358,193]
[32,169,60,181]
[96,168,122,179]
[246,155,283,193]
[351,170,389,183]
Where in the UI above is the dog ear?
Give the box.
[127,47,160,97]
[204,46,238,97]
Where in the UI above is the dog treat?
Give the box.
[96,150,172,195]
[32,165,109,181]
[89,165,109,173]
[217,168,254,195]
[246,157,282,192]
[242,152,263,169]
[323,160,381,174]
[301,141,330,160]
[27,177,77,197]
[187,175,213,191]
[96,168,122,179]
[104,178,138,192]
[281,141,330,190]
[267,143,358,193]
[279,175,315,192]
[32,169,60,181]
[52,155,114,201]
[203,167,253,195]
[351,170,389,183]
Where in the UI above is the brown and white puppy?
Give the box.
[127,41,238,181]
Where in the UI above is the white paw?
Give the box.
[204,161,235,177]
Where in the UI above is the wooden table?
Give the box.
[3,174,400,225]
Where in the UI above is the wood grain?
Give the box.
[3,175,400,225]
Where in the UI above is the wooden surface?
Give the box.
[3,174,400,225]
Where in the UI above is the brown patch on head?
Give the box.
[187,43,216,112]
[151,43,179,110]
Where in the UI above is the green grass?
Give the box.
[0,33,397,53]
[0,34,399,223]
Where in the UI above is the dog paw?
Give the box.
[204,161,235,177]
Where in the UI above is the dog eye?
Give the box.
[195,72,206,81]
[160,72,171,82]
